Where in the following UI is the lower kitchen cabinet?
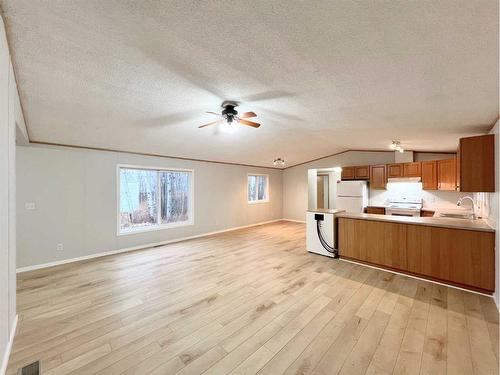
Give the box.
[339,219,407,270]
[406,225,494,292]
[338,217,495,293]
[420,209,435,217]
[365,206,386,214]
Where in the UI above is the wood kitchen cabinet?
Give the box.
[420,209,435,217]
[338,218,407,270]
[458,134,495,192]
[354,166,370,180]
[341,165,370,180]
[365,206,386,214]
[421,160,438,190]
[387,162,422,178]
[406,224,495,292]
[437,158,457,191]
[341,166,354,180]
[369,164,386,189]
[387,163,404,178]
[338,217,495,293]
[403,162,421,177]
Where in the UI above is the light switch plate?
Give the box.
[25,202,36,210]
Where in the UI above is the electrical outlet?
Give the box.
[25,202,36,210]
[56,243,64,251]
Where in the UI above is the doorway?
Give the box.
[316,174,329,209]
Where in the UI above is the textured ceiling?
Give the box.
[1,0,498,167]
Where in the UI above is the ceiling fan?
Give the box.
[198,101,260,129]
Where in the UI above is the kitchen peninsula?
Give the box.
[337,212,495,293]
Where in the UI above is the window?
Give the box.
[248,174,269,203]
[118,166,193,234]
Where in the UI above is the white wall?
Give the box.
[16,145,283,268]
[283,151,395,221]
[0,14,22,375]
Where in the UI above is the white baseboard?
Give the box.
[16,219,284,273]
[282,218,306,224]
[0,315,18,375]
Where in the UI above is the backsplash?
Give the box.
[370,182,472,210]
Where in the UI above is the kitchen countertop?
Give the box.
[337,212,495,232]
[307,208,345,214]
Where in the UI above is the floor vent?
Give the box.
[18,360,40,375]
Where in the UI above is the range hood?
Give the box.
[387,176,421,183]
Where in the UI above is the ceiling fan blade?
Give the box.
[239,111,257,119]
[238,119,261,128]
[206,111,221,116]
[198,119,223,128]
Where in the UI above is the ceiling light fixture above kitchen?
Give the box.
[273,158,285,168]
[391,140,404,153]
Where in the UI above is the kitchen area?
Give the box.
[306,134,496,294]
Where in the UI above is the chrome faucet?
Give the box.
[457,196,477,219]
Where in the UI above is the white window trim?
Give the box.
[247,173,270,204]
[116,164,195,236]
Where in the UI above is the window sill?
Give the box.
[248,200,270,205]
[118,220,194,236]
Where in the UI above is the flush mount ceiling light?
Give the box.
[390,140,404,153]
[273,158,285,168]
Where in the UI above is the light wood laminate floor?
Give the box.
[7,221,499,374]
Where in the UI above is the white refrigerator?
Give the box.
[336,181,368,213]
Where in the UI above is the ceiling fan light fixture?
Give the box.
[199,101,260,129]
[220,118,237,134]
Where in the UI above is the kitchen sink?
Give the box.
[438,213,474,220]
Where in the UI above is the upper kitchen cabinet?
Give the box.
[387,162,421,178]
[437,158,457,190]
[341,166,355,180]
[403,162,421,177]
[354,166,370,179]
[387,163,404,178]
[341,165,370,180]
[421,160,438,190]
[370,164,387,189]
[458,134,495,192]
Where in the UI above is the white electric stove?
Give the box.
[385,197,423,217]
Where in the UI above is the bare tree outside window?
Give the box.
[248,175,257,201]
[161,171,190,224]
[248,174,268,203]
[120,169,158,231]
[119,167,192,233]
